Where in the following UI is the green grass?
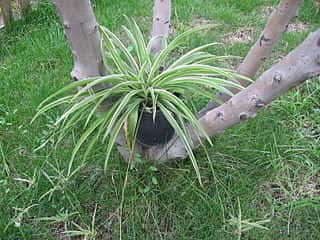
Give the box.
[1,0,320,239]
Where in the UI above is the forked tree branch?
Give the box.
[145,29,320,161]
[52,0,317,164]
[149,0,171,55]
[200,0,301,116]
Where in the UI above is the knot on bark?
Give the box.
[72,76,79,81]
[215,111,224,121]
[63,22,71,29]
[250,95,265,108]
[255,99,266,108]
[315,53,320,65]
[261,56,267,62]
[273,72,282,83]
[93,24,98,32]
[260,34,272,46]
[239,113,248,121]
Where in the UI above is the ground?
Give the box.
[0,0,320,239]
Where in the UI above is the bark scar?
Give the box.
[63,22,71,29]
[315,53,320,65]
[273,72,282,83]
[255,99,266,108]
[239,113,248,121]
[215,111,224,121]
[260,34,272,46]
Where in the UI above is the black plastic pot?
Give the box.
[136,109,175,147]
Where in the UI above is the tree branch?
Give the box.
[199,0,301,116]
[52,0,137,160]
[19,0,30,14]
[52,0,107,81]
[149,0,171,55]
[145,29,320,161]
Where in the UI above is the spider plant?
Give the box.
[33,18,249,183]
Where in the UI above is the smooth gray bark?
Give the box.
[51,0,133,158]
[145,29,320,161]
[149,0,171,55]
[52,0,107,81]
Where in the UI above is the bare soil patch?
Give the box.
[287,21,309,33]
[224,28,254,44]
[190,18,214,28]
[261,172,320,206]
[260,5,274,18]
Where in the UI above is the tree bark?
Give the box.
[149,0,171,55]
[0,0,12,26]
[199,0,300,116]
[51,0,133,158]
[116,0,172,160]
[145,29,320,161]
[19,0,30,13]
[52,0,107,81]
[52,0,317,165]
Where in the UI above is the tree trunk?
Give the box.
[52,0,133,157]
[0,0,12,26]
[149,0,171,55]
[145,29,320,161]
[52,0,107,81]
[199,0,300,116]
[19,0,30,13]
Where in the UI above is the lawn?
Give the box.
[0,0,320,239]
